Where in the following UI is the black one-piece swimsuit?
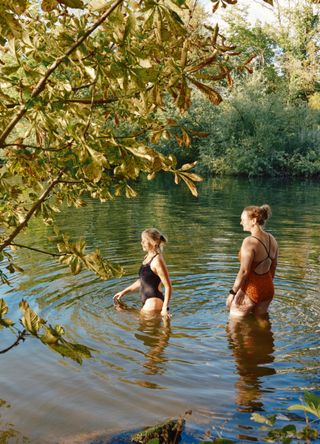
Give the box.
[139,253,164,305]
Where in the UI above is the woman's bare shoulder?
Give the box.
[267,233,278,256]
[242,236,256,247]
[152,253,167,268]
[150,254,168,275]
[268,232,278,246]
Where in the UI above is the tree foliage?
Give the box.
[0,0,272,359]
[154,0,320,177]
[156,74,320,177]
[252,392,320,443]
[223,0,320,101]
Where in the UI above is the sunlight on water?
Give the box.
[0,177,319,443]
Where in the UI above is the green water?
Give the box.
[0,176,319,443]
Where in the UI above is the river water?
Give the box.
[0,176,319,443]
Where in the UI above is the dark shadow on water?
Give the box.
[227,315,276,413]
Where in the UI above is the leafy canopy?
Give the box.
[0,0,272,359]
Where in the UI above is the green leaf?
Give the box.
[251,413,276,426]
[281,425,296,433]
[211,439,235,444]
[49,341,93,364]
[288,402,320,418]
[1,64,20,75]
[0,12,22,38]
[304,392,320,410]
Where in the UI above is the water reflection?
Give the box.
[227,316,276,413]
[1,177,320,442]
[0,399,27,443]
[135,315,171,376]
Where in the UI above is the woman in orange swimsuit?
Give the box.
[226,204,278,317]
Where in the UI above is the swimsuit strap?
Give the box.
[251,234,275,272]
[251,234,271,258]
[144,253,159,266]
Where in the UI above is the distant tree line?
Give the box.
[155,0,320,176]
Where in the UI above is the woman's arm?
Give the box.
[230,238,254,295]
[113,279,141,302]
[152,256,172,317]
[270,247,278,278]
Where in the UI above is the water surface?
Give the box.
[0,177,319,443]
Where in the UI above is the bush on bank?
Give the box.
[155,74,320,177]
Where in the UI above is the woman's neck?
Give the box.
[250,225,264,237]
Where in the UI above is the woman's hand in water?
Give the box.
[161,306,170,318]
[113,292,124,304]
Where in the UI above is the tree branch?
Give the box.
[0,0,125,147]
[83,85,96,138]
[0,330,27,354]
[3,143,70,152]
[9,242,66,257]
[0,171,64,252]
[4,97,119,109]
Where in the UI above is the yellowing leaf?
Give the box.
[0,299,9,318]
[176,172,199,197]
[0,318,14,328]
[41,0,58,11]
[180,161,197,171]
[182,172,202,182]
[21,307,45,336]
[58,0,84,9]
[41,326,60,344]
[189,78,222,105]
[89,0,111,10]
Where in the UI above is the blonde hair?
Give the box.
[142,228,167,251]
[244,204,272,225]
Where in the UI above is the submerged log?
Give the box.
[130,417,185,444]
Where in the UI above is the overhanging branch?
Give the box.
[0,171,64,252]
[4,97,118,109]
[0,0,125,147]
[9,242,67,257]
[0,330,27,354]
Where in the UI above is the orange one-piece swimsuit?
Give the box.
[240,235,276,304]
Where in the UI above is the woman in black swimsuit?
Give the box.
[113,228,172,318]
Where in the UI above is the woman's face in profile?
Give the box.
[240,211,252,231]
[141,233,152,252]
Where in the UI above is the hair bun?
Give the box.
[160,234,167,243]
[260,204,272,221]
